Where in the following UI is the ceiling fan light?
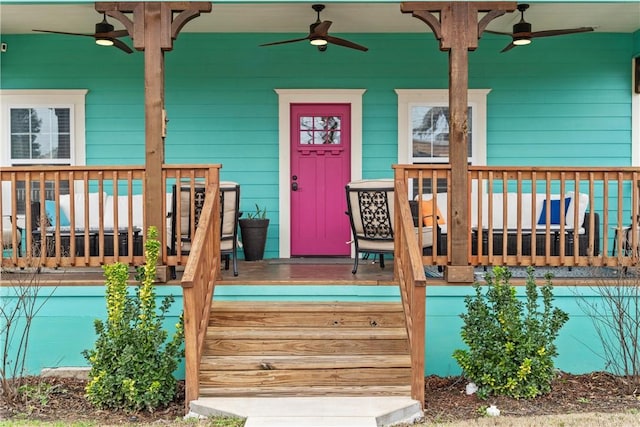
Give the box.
[513,37,531,46]
[96,37,114,46]
[310,37,327,46]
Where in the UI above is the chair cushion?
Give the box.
[538,198,571,225]
[420,200,445,227]
[220,182,239,236]
[45,200,70,227]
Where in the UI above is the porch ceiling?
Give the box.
[1,2,638,35]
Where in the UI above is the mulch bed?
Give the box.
[0,372,638,424]
[423,371,640,423]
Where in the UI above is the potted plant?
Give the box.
[239,204,269,261]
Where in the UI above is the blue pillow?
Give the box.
[44,200,70,227]
[538,197,571,225]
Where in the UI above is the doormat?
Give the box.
[268,257,353,265]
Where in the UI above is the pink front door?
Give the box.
[290,103,351,256]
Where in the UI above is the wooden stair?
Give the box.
[199,301,412,397]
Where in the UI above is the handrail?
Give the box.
[180,178,221,408]
[0,164,220,269]
[393,171,427,408]
[393,164,640,269]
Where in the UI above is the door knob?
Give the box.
[291,182,299,191]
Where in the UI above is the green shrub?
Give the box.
[453,266,568,398]
[83,226,184,411]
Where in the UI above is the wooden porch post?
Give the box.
[401,2,516,282]
[95,2,212,265]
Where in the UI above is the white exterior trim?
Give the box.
[275,88,366,258]
[0,89,87,167]
[395,88,490,166]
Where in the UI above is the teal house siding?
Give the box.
[1,28,638,378]
[5,284,614,378]
[1,31,636,257]
[1,285,185,378]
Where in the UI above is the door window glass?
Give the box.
[299,115,341,145]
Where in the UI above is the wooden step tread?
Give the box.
[199,367,411,387]
[204,338,409,355]
[209,311,405,328]
[210,301,403,312]
[205,327,408,340]
[198,385,411,397]
[200,355,411,371]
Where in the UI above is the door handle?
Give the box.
[291,182,299,191]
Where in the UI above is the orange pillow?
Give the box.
[420,200,445,227]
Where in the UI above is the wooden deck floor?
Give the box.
[217,258,396,285]
[0,257,398,286]
[1,258,626,287]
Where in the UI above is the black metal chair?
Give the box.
[345,179,435,274]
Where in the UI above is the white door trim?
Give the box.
[275,89,366,258]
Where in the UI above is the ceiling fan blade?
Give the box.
[484,30,513,37]
[112,38,133,54]
[312,20,332,37]
[530,27,594,39]
[259,36,310,47]
[109,29,130,38]
[500,41,516,53]
[33,29,94,38]
[325,35,368,52]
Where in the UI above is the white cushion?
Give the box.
[564,192,589,229]
[220,181,239,238]
[420,191,589,232]
[104,195,144,230]
[59,192,106,230]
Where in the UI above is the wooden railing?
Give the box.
[393,172,427,407]
[180,180,221,408]
[394,165,640,269]
[0,165,220,269]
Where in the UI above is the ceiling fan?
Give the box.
[486,4,594,53]
[33,13,133,54]
[260,4,368,52]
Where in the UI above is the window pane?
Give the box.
[10,108,32,133]
[300,116,313,130]
[54,108,70,133]
[412,106,472,160]
[412,178,448,196]
[299,115,341,145]
[57,134,71,159]
[300,131,313,145]
[10,107,71,161]
[10,134,31,158]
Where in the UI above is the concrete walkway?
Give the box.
[188,396,423,427]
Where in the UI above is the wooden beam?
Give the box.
[95,2,212,251]
[401,2,516,282]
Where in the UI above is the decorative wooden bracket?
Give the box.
[399,2,516,281]
[95,2,212,51]
[92,2,212,258]
[400,2,516,51]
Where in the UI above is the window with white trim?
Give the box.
[10,107,72,165]
[396,89,489,165]
[396,89,489,194]
[1,90,87,214]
